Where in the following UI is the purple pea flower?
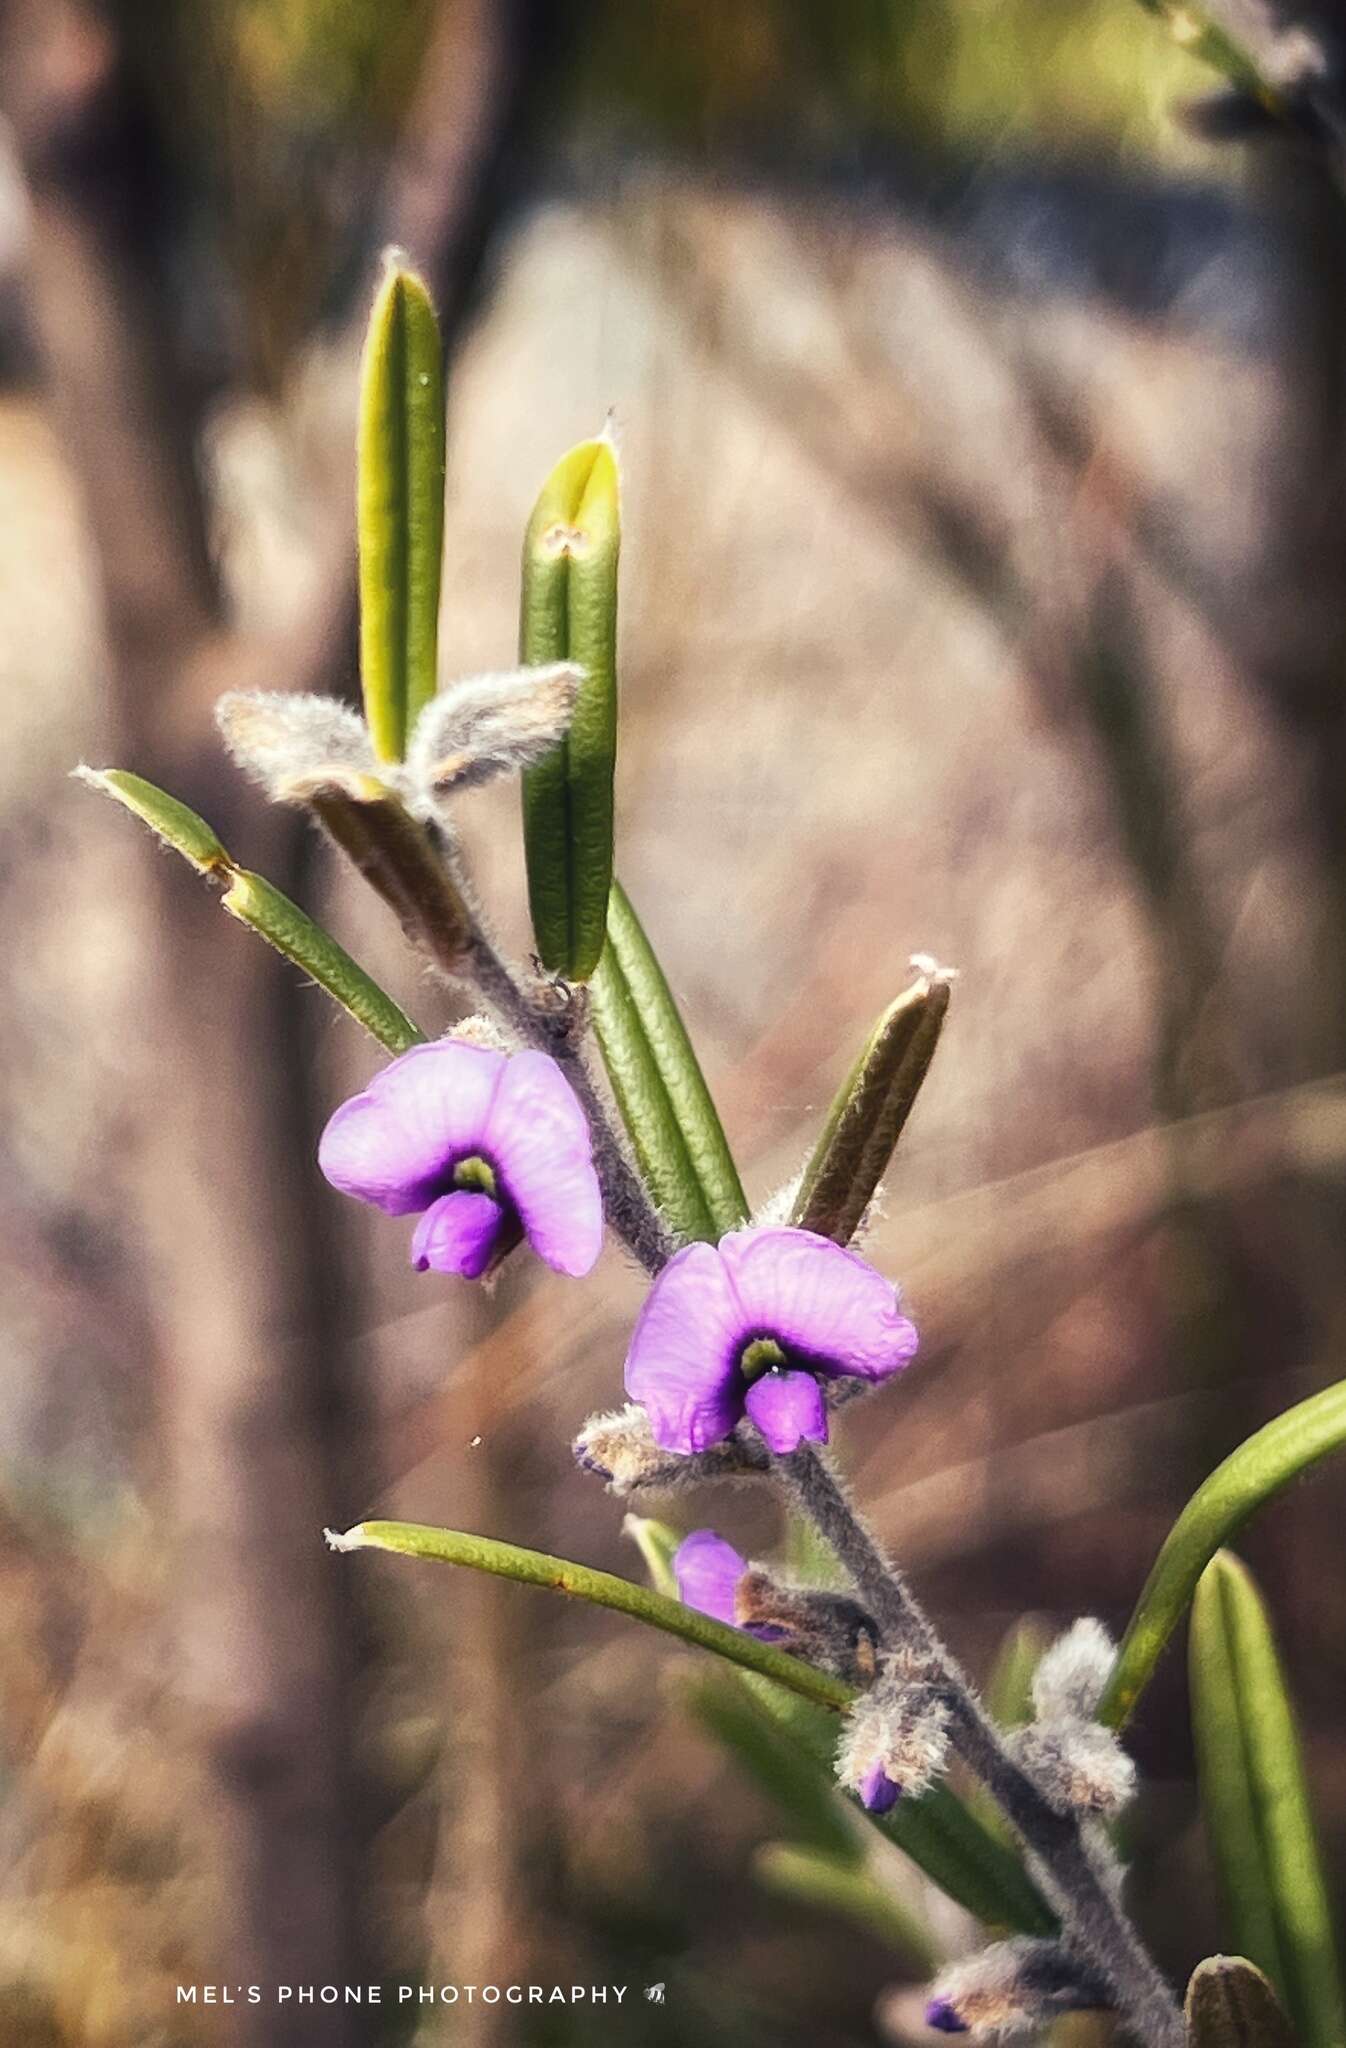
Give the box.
[671,1530,786,1642]
[924,1999,969,2034]
[675,1528,901,1812]
[624,1226,918,1456]
[318,1038,603,1280]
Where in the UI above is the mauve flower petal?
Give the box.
[924,2000,968,2035]
[720,1227,918,1382]
[624,1240,745,1453]
[409,1190,504,1278]
[859,1763,902,1814]
[482,1050,603,1276]
[744,1368,829,1453]
[318,1040,506,1215]
[673,1530,747,1626]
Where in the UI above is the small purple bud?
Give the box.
[859,1763,902,1814]
[924,1998,969,2034]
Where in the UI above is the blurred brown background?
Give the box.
[0,0,1344,2042]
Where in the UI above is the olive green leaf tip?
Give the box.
[73,764,231,876]
[1185,1957,1296,2048]
[622,1513,682,1599]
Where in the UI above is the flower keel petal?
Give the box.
[410,1191,504,1278]
[744,1369,828,1453]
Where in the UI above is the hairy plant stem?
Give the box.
[779,1444,1185,2048]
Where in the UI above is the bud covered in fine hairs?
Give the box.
[924,1938,1111,2038]
[734,1568,880,1682]
[1031,1617,1115,1722]
[573,1404,769,1494]
[406,662,583,800]
[216,690,378,797]
[836,1664,951,1812]
[1010,1716,1136,1821]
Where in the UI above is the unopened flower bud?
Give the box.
[573,1404,768,1494]
[1031,1617,1115,1722]
[924,1938,1110,2039]
[1010,1717,1136,1821]
[734,1569,880,1683]
[836,1664,951,1811]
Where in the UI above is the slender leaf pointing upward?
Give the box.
[1189,1553,1346,2048]
[77,768,424,1055]
[1100,1377,1346,1727]
[519,433,620,980]
[358,254,446,762]
[590,879,749,1242]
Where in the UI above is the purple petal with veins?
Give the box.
[481,1049,603,1277]
[719,1227,918,1382]
[318,1039,505,1214]
[624,1241,746,1453]
[673,1530,748,1626]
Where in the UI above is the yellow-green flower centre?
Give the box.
[453,1155,498,1198]
[739,1336,786,1384]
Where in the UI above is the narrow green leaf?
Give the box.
[333,1517,1056,1935]
[1185,1956,1297,2048]
[77,766,230,874]
[736,1673,1058,1937]
[793,972,950,1243]
[78,767,424,1054]
[590,878,748,1241]
[683,1671,862,1863]
[223,871,423,1052]
[753,1843,939,1969]
[358,254,445,762]
[1100,1378,1346,1727]
[328,1520,852,1712]
[1190,1553,1345,2048]
[622,1513,681,1599]
[519,433,619,979]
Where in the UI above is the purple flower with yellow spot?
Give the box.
[624,1226,917,1455]
[318,1038,603,1280]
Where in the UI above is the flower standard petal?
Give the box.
[672,1530,748,1626]
[720,1227,918,1382]
[318,1039,506,1214]
[410,1192,505,1278]
[482,1049,604,1276]
[624,1240,746,1453]
[744,1369,829,1454]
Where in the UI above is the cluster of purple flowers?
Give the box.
[321,1036,917,1459]
[320,1035,917,1816]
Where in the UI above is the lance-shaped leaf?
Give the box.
[1185,1956,1296,2048]
[358,254,446,763]
[1189,1553,1345,2048]
[76,769,424,1054]
[590,879,748,1242]
[519,433,619,980]
[793,970,950,1244]
[329,1517,1055,1936]
[753,1842,938,1968]
[1100,1377,1346,1727]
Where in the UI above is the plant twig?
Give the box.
[779,1445,1185,2048]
